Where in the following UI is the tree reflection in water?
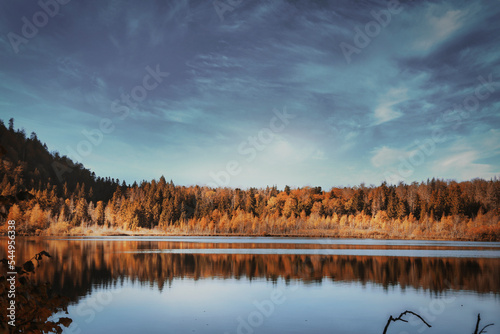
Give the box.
[7,238,499,300]
[1,238,499,333]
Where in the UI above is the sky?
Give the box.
[0,0,499,189]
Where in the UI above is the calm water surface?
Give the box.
[2,237,499,333]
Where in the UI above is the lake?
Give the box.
[2,237,500,333]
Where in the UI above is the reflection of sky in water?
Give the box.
[56,278,499,334]
[50,237,500,248]
[119,248,500,258]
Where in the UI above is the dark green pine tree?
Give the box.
[387,193,398,219]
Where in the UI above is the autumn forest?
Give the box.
[1,118,499,240]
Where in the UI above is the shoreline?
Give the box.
[3,231,497,242]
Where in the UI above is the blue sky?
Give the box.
[0,0,499,189]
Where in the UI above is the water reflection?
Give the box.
[3,237,499,303]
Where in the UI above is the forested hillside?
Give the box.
[1,118,499,240]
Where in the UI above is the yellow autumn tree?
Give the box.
[7,203,23,222]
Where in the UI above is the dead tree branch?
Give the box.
[473,314,494,334]
[383,310,431,334]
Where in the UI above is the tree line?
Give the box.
[1,118,499,240]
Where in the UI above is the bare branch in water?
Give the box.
[383,310,431,334]
[473,314,494,334]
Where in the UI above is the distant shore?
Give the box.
[5,227,498,241]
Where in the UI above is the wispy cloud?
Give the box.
[371,146,407,168]
[434,150,496,180]
[0,0,498,188]
[373,88,408,125]
[413,6,468,51]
